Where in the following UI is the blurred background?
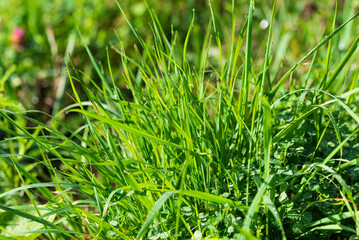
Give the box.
[0,0,358,118]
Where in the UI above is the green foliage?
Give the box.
[1,0,359,239]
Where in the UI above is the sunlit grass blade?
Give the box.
[69,109,184,150]
[325,35,359,90]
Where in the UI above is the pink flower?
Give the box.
[11,27,26,51]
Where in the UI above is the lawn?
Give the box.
[0,0,359,239]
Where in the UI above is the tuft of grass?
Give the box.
[1,0,359,239]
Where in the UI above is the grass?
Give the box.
[1,0,359,239]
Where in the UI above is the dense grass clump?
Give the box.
[1,0,359,239]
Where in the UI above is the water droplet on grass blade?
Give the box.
[260,19,269,29]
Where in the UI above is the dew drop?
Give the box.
[260,19,269,30]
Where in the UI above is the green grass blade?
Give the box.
[262,97,272,178]
[325,35,359,90]
[263,196,286,240]
[136,190,179,239]
[241,175,274,239]
[183,9,195,66]
[273,106,317,143]
[303,212,353,229]
[69,109,184,150]
[180,190,249,210]
[0,182,81,199]
[77,29,112,93]
[302,224,357,236]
